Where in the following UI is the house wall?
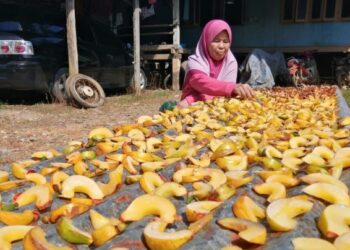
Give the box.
[180,0,350,50]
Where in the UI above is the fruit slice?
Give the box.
[292,237,336,250]
[51,171,69,192]
[90,209,111,229]
[153,182,187,198]
[143,219,193,250]
[217,217,266,245]
[253,182,286,202]
[15,184,53,210]
[186,201,222,222]
[88,127,114,140]
[225,171,253,188]
[73,161,89,175]
[211,140,237,160]
[266,196,313,231]
[188,213,213,234]
[139,172,164,194]
[25,173,47,185]
[0,210,38,225]
[194,168,227,189]
[56,217,93,245]
[31,151,54,160]
[23,226,73,250]
[213,183,236,202]
[90,159,118,171]
[0,170,9,183]
[233,196,265,222]
[49,203,91,223]
[97,165,123,196]
[318,204,350,238]
[0,180,26,192]
[301,173,348,192]
[216,155,248,171]
[303,183,350,206]
[12,163,30,179]
[92,224,118,246]
[120,194,176,223]
[265,174,299,187]
[60,175,104,200]
[0,225,34,250]
[188,181,213,200]
[334,231,350,250]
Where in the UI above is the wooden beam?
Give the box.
[142,54,172,60]
[66,0,79,76]
[172,0,180,45]
[133,0,141,96]
[172,0,180,90]
[141,44,175,51]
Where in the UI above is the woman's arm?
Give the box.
[187,69,236,97]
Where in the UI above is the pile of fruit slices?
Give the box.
[0,86,350,249]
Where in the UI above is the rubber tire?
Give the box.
[163,60,187,90]
[129,69,148,91]
[65,73,105,108]
[51,68,69,103]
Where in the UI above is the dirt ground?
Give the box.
[0,90,181,167]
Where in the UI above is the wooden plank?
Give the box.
[142,54,172,60]
[133,0,141,96]
[172,57,181,90]
[141,44,175,51]
[173,0,180,46]
[66,0,79,76]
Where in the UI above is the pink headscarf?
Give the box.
[185,19,238,82]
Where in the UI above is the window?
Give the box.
[282,0,350,22]
[180,0,200,26]
[180,0,245,26]
[311,0,323,20]
[342,0,350,19]
[296,0,309,21]
[282,0,296,22]
[324,0,337,19]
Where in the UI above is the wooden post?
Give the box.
[133,0,141,96]
[66,0,79,76]
[172,0,180,90]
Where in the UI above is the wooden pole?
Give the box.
[172,0,180,90]
[66,0,79,76]
[133,0,141,96]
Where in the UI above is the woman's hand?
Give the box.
[232,83,255,99]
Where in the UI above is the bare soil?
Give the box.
[0,90,181,167]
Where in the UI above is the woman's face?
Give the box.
[208,30,230,61]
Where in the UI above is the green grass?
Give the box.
[342,89,350,106]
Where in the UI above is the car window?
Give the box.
[27,23,65,36]
[76,21,95,43]
[0,21,23,32]
[91,23,123,49]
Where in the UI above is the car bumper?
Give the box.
[0,61,48,91]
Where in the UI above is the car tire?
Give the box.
[129,69,148,91]
[65,73,105,108]
[51,68,69,103]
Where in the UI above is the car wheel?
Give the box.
[65,74,105,108]
[51,68,69,103]
[130,69,148,91]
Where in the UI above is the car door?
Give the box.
[75,19,100,80]
[88,21,132,89]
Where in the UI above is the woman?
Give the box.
[179,19,254,108]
